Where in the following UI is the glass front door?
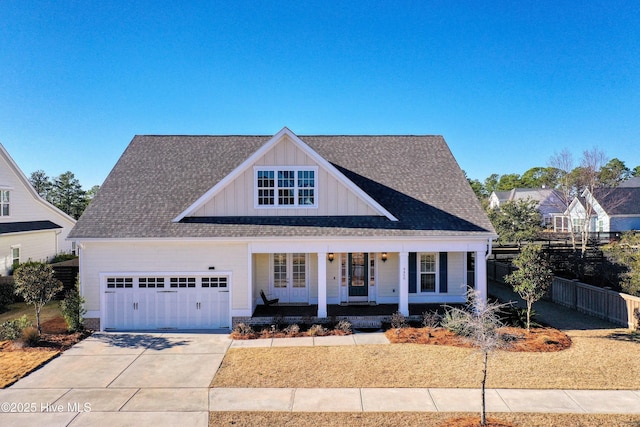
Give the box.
[348,253,368,299]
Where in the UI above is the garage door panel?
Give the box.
[103,274,230,330]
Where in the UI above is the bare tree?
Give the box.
[443,289,510,425]
[549,149,577,249]
[575,148,608,255]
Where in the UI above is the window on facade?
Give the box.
[273,253,287,288]
[11,247,19,269]
[256,168,316,207]
[1,190,9,216]
[257,170,275,205]
[292,253,306,288]
[419,253,436,292]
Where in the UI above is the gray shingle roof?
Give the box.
[69,134,495,239]
[593,187,640,216]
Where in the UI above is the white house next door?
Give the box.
[271,253,308,303]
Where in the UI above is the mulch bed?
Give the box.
[3,316,91,352]
[385,326,572,352]
[230,329,351,340]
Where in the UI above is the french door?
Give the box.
[271,253,308,303]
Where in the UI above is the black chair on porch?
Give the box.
[260,289,279,306]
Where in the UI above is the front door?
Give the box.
[348,253,368,301]
[271,253,308,303]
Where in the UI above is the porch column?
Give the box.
[475,250,487,303]
[399,251,409,316]
[317,252,328,318]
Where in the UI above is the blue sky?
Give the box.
[1,1,639,188]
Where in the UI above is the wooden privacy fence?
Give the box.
[488,260,640,330]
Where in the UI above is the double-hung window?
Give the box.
[255,167,317,208]
[419,253,437,292]
[0,190,9,216]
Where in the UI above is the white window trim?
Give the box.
[270,253,310,289]
[417,252,439,294]
[10,245,20,268]
[1,189,10,217]
[253,166,319,209]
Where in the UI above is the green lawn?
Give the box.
[0,301,63,325]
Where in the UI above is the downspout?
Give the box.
[485,238,493,260]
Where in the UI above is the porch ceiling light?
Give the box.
[328,253,334,263]
[381,252,388,262]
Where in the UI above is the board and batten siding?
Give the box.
[80,241,249,314]
[192,135,379,217]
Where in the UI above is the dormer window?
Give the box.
[0,190,9,216]
[255,167,317,208]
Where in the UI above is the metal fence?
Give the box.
[488,260,640,330]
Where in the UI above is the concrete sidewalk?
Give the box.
[209,387,640,414]
[2,313,639,426]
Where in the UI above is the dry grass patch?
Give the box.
[212,327,640,389]
[0,316,90,388]
[209,411,640,427]
[385,327,572,352]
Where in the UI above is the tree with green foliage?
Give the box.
[599,158,631,187]
[50,171,88,219]
[13,261,63,334]
[632,165,640,177]
[60,276,86,332]
[496,173,522,191]
[603,231,640,297]
[520,166,561,189]
[504,244,553,331]
[29,169,52,199]
[484,174,500,195]
[487,199,542,246]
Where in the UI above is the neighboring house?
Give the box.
[488,188,568,230]
[566,186,640,234]
[69,128,497,331]
[0,144,76,276]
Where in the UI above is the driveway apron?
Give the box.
[0,331,231,427]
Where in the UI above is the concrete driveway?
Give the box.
[0,331,232,427]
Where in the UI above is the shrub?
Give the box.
[335,319,352,334]
[500,305,539,329]
[634,308,640,330]
[60,278,86,332]
[0,315,32,340]
[307,324,327,336]
[233,323,254,336]
[441,308,469,336]
[20,326,40,347]
[0,281,15,312]
[390,311,407,329]
[284,323,300,335]
[422,311,442,328]
[50,253,77,264]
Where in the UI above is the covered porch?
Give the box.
[249,240,490,320]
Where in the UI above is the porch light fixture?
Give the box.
[328,253,334,263]
[381,252,388,262]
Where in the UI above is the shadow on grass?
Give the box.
[93,333,190,351]
[606,331,640,344]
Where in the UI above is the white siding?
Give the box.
[0,230,58,275]
[191,135,379,217]
[0,148,76,257]
[80,241,249,314]
[447,252,466,296]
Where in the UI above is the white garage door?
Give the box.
[102,274,230,330]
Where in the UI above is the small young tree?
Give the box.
[13,261,63,334]
[442,289,509,426]
[504,244,553,331]
[60,275,86,332]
